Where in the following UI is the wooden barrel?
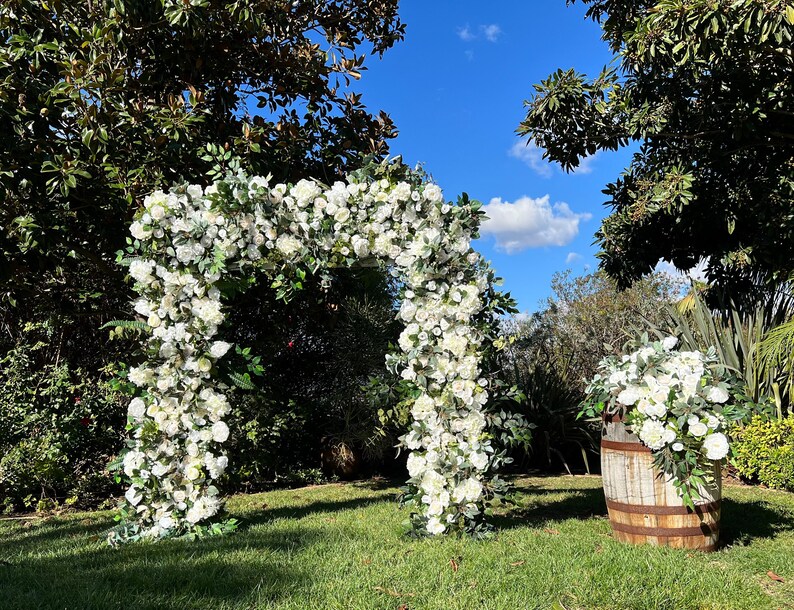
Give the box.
[601,415,721,551]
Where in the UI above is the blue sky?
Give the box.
[350,1,636,313]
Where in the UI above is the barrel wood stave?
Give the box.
[601,418,721,551]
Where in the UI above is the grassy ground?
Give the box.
[1,475,793,610]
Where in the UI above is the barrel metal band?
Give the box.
[607,498,721,516]
[610,520,717,537]
[600,439,651,453]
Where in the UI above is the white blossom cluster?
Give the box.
[119,162,524,540]
[590,337,732,462]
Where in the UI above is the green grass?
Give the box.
[1,476,793,610]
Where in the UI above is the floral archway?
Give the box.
[115,159,526,543]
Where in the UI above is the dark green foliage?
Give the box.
[733,414,794,491]
[0,0,406,507]
[0,325,126,512]
[520,0,794,292]
[1,0,403,302]
[220,267,402,489]
[504,340,596,474]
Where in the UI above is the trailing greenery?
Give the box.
[520,0,794,293]
[733,415,794,491]
[1,476,793,609]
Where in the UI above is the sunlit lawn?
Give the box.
[1,475,793,610]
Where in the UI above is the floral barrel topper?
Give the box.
[113,158,528,544]
[583,336,750,507]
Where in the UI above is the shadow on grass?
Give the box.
[0,520,323,610]
[496,478,794,547]
[0,486,402,609]
[494,483,608,530]
[720,497,794,546]
[239,493,397,528]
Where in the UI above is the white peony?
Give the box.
[406,452,427,478]
[617,386,642,406]
[662,336,679,350]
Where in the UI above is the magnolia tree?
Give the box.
[113,159,528,543]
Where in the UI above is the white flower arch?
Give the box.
[116,159,526,542]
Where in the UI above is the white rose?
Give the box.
[211,421,230,443]
[426,516,446,535]
[158,516,175,530]
[333,207,351,223]
[672,442,684,452]
[706,386,730,403]
[662,336,679,350]
[209,341,232,359]
[128,398,146,419]
[130,221,151,241]
[469,451,488,471]
[149,204,166,220]
[423,184,443,203]
[688,418,709,437]
[406,452,427,478]
[702,432,729,460]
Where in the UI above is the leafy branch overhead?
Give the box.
[519,0,794,291]
[0,0,404,303]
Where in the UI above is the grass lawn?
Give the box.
[1,475,793,610]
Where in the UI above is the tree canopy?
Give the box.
[519,0,794,292]
[0,0,403,308]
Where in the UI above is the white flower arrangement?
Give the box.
[585,336,749,506]
[112,159,527,543]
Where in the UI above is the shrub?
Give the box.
[0,334,126,511]
[732,416,794,491]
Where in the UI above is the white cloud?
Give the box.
[457,23,502,43]
[508,140,554,178]
[508,139,599,177]
[481,24,502,42]
[480,195,592,254]
[565,252,582,265]
[573,151,599,174]
[655,259,709,283]
[457,25,475,41]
